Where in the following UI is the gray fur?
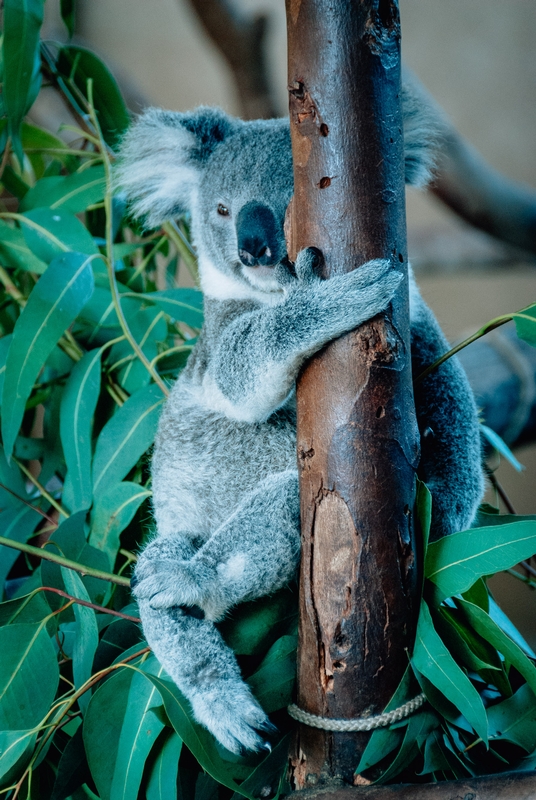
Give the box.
[116,96,484,754]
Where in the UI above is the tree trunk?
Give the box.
[286,0,420,789]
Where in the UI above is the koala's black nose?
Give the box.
[236,201,280,267]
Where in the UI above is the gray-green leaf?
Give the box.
[61,568,99,714]
[1,252,95,460]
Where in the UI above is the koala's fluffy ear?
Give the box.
[401,81,438,187]
[114,107,234,228]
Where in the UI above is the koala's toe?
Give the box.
[295,247,323,283]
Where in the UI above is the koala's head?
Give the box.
[115,108,294,300]
[115,95,435,302]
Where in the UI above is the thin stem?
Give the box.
[150,344,194,368]
[0,265,26,305]
[0,536,131,587]
[13,457,70,519]
[86,81,169,398]
[414,314,513,386]
[506,568,536,590]
[127,235,167,286]
[39,587,141,622]
[487,470,517,515]
[0,481,58,526]
[163,220,198,282]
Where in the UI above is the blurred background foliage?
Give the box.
[0,0,536,798]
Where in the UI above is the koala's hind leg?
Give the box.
[139,600,275,754]
[133,469,301,621]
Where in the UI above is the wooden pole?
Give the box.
[286,0,420,788]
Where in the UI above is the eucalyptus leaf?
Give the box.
[412,601,488,743]
[230,735,290,800]
[356,666,419,774]
[2,0,44,161]
[92,383,165,494]
[0,729,37,784]
[61,349,102,513]
[1,252,95,460]
[457,598,536,697]
[218,586,297,656]
[488,683,536,751]
[0,622,59,730]
[0,590,51,628]
[0,505,43,591]
[60,0,75,37]
[480,424,524,471]
[0,220,47,273]
[425,520,536,601]
[513,303,536,347]
[20,165,106,214]
[374,710,439,784]
[89,481,151,565]
[84,664,165,800]
[146,731,182,800]
[134,289,204,328]
[55,45,130,148]
[21,207,99,262]
[60,568,99,714]
[247,636,296,714]
[140,674,247,798]
[109,305,167,394]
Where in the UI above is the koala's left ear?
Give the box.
[114,106,235,228]
[401,81,438,187]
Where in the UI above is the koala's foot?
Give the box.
[131,535,205,610]
[190,680,276,754]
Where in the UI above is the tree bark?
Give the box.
[286,0,420,789]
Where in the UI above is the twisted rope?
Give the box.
[287,692,426,732]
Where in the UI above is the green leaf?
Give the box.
[20,165,106,214]
[146,731,182,800]
[0,336,13,403]
[0,590,51,628]
[21,121,79,176]
[0,505,42,591]
[60,0,75,37]
[135,289,204,328]
[488,596,536,659]
[487,683,536,751]
[60,567,99,714]
[247,635,296,713]
[50,725,90,800]
[0,729,37,784]
[21,207,99,262]
[41,512,112,606]
[1,252,95,460]
[412,601,488,743]
[61,349,102,513]
[92,384,165,494]
[0,622,59,730]
[140,673,247,798]
[2,0,45,162]
[461,577,489,612]
[374,710,439,784]
[84,664,165,800]
[89,481,151,565]
[480,424,524,472]
[356,666,418,774]
[425,520,536,601]
[55,45,130,148]
[435,606,500,674]
[418,729,452,777]
[513,304,536,347]
[218,586,297,656]
[109,306,167,394]
[0,220,47,273]
[416,479,432,556]
[230,735,290,800]
[457,598,536,698]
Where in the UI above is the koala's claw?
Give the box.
[190,685,277,754]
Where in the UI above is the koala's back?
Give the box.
[151,372,297,541]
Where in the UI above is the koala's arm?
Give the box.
[201,252,402,422]
[411,294,485,538]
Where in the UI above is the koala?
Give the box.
[116,88,485,755]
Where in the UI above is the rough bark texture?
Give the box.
[185,0,277,119]
[286,0,420,789]
[292,771,536,799]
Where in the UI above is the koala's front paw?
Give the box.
[340,258,403,321]
[275,247,323,287]
[190,680,276,754]
[131,537,206,610]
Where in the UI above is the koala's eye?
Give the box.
[217,204,230,217]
